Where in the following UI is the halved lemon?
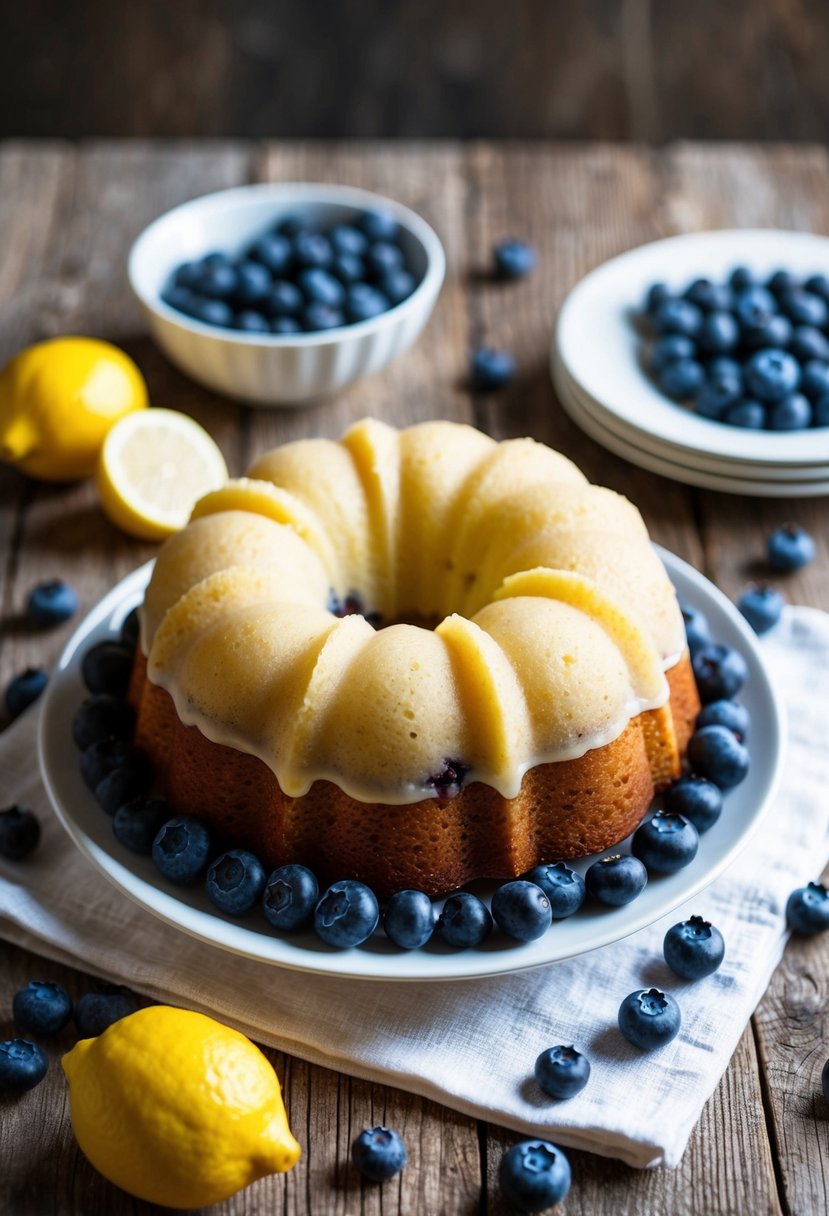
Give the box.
[97,408,228,541]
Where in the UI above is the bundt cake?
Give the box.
[128,418,700,898]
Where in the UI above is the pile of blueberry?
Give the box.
[161,210,420,335]
[641,268,829,429]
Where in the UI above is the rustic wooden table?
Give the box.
[0,141,827,1216]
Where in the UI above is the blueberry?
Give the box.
[152,816,211,884]
[329,224,369,258]
[13,981,72,1035]
[499,1140,571,1212]
[744,349,801,403]
[292,231,333,270]
[788,326,829,363]
[491,880,552,942]
[799,360,829,400]
[645,282,671,312]
[74,986,139,1038]
[250,233,292,275]
[471,347,516,391]
[815,393,829,426]
[173,260,205,290]
[298,267,346,307]
[734,286,778,329]
[694,376,740,421]
[741,313,792,351]
[233,260,272,306]
[303,303,345,331]
[351,1126,407,1182]
[738,584,784,634]
[692,643,748,702]
[651,298,703,338]
[273,214,313,239]
[769,392,811,430]
[786,882,829,934]
[696,699,750,742]
[314,880,379,947]
[0,1039,48,1094]
[657,358,705,401]
[687,725,749,790]
[768,270,801,297]
[618,988,681,1050]
[632,811,699,874]
[344,283,388,322]
[119,607,140,651]
[806,273,829,299]
[262,864,319,932]
[380,269,416,305]
[27,579,78,627]
[0,805,41,860]
[707,356,743,382]
[494,238,537,280]
[201,251,233,270]
[534,1045,591,1100]
[664,775,723,833]
[358,211,399,242]
[584,854,647,906]
[383,889,436,949]
[684,279,733,313]
[266,279,304,317]
[5,666,48,719]
[206,848,267,916]
[729,266,757,292]
[437,891,493,948]
[681,603,712,656]
[161,285,200,317]
[79,739,149,792]
[331,252,366,284]
[649,335,696,373]
[723,400,766,429]
[199,262,238,301]
[234,310,270,333]
[190,298,234,328]
[522,862,586,918]
[663,915,725,980]
[80,641,134,697]
[697,311,739,354]
[113,796,169,854]
[95,762,152,816]
[767,524,816,572]
[780,289,829,329]
[366,241,404,278]
[271,316,303,335]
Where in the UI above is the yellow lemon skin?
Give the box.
[0,337,148,482]
[62,1005,300,1209]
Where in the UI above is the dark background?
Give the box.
[3,0,829,141]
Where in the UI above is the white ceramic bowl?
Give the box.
[128,183,446,406]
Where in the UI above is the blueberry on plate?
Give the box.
[0,804,40,860]
[632,811,699,874]
[206,848,267,916]
[742,312,793,352]
[119,606,140,651]
[786,882,829,934]
[767,523,816,572]
[768,269,800,297]
[684,278,733,313]
[358,210,399,243]
[696,698,749,741]
[331,252,366,285]
[744,348,801,403]
[383,889,436,949]
[380,268,416,305]
[366,241,404,278]
[173,259,205,290]
[72,693,135,750]
[491,880,552,942]
[152,816,212,884]
[315,879,380,948]
[799,359,829,401]
[162,285,200,317]
[27,579,78,627]
[494,238,537,280]
[292,231,333,270]
[729,266,757,293]
[191,297,233,328]
[297,266,346,308]
[815,393,829,426]
[723,400,766,429]
[271,316,303,335]
[199,262,238,301]
[645,282,671,313]
[618,988,681,1050]
[346,283,390,323]
[471,347,516,391]
[80,738,149,792]
[437,891,493,948]
[303,302,345,331]
[664,775,723,833]
[249,233,292,275]
[233,259,272,306]
[584,854,647,906]
[779,288,829,329]
[74,986,139,1038]
[692,643,748,702]
[0,1039,48,1094]
[234,309,271,333]
[649,334,697,373]
[80,641,133,698]
[94,760,152,816]
[534,1045,591,1100]
[351,1126,407,1182]
[806,273,829,299]
[737,584,784,634]
[663,915,725,980]
[262,864,320,932]
[657,357,704,401]
[266,279,304,317]
[13,981,73,1035]
[113,796,169,854]
[769,392,811,430]
[694,376,741,421]
[789,325,829,363]
[5,667,48,718]
[273,214,313,239]
[687,725,749,790]
[650,298,703,339]
[522,862,586,918]
[499,1140,571,1212]
[681,603,712,656]
[697,310,739,354]
[329,224,368,258]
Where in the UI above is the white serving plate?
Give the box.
[554,229,829,468]
[39,555,783,982]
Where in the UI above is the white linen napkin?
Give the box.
[1,607,826,1169]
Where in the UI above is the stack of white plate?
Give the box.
[551,229,829,496]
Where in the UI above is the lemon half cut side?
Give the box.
[97,408,228,541]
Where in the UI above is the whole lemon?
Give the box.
[0,337,148,482]
[62,1005,300,1209]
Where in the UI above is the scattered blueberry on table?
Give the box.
[663,916,725,980]
[4,667,48,719]
[493,238,537,280]
[0,1039,48,1094]
[74,986,139,1038]
[26,579,78,627]
[13,981,73,1036]
[162,209,420,335]
[767,524,816,572]
[618,988,681,1050]
[640,268,829,429]
[786,881,829,934]
[534,1045,591,1100]
[499,1139,571,1212]
[470,346,516,390]
[351,1126,408,1182]
[0,804,41,860]
[737,584,784,635]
